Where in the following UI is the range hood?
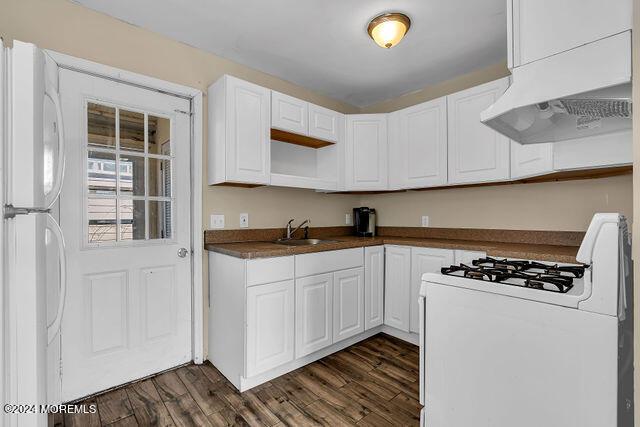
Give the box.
[481,32,631,144]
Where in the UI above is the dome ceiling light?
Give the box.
[367,12,411,49]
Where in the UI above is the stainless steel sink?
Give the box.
[274,238,338,246]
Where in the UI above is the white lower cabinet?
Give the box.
[295,273,333,358]
[246,280,295,377]
[409,248,454,333]
[384,245,411,332]
[364,246,385,330]
[454,250,487,266]
[333,267,365,343]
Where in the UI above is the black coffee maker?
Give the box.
[353,207,376,237]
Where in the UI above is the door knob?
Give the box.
[177,247,189,258]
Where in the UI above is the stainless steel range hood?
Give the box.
[481,32,631,144]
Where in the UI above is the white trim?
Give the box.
[191,93,204,363]
[46,49,206,365]
[44,50,200,99]
[380,325,420,345]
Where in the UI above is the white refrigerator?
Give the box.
[1,40,67,426]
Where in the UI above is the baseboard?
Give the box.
[381,325,420,345]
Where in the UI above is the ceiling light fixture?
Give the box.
[367,12,411,49]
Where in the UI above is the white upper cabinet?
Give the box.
[508,0,632,69]
[345,114,388,190]
[510,142,554,180]
[208,75,271,185]
[271,91,308,135]
[388,97,448,189]
[447,78,511,185]
[309,104,341,143]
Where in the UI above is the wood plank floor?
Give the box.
[50,334,421,426]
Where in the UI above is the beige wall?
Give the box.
[362,175,632,231]
[360,62,510,113]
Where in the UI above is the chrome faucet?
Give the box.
[285,218,310,240]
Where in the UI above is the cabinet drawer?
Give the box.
[246,256,294,287]
[295,248,363,278]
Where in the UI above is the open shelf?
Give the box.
[271,128,335,149]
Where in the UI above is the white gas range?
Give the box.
[419,213,633,427]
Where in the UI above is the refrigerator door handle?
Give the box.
[44,79,66,209]
[46,213,67,344]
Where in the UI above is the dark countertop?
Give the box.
[205,235,581,264]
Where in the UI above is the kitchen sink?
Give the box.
[274,238,338,246]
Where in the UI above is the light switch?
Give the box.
[239,213,249,228]
[421,216,430,227]
[210,214,225,229]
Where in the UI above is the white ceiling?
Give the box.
[73,0,507,108]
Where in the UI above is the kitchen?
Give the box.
[0,0,637,426]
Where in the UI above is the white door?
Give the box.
[510,142,553,179]
[271,91,308,135]
[295,273,333,358]
[384,245,411,332]
[389,97,448,189]
[225,76,271,184]
[409,248,454,333]
[447,78,511,185]
[333,267,364,343]
[58,69,192,401]
[364,246,384,330]
[345,114,388,190]
[246,280,294,377]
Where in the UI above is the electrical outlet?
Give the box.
[345,213,353,225]
[239,213,249,228]
[421,215,430,227]
[210,214,225,229]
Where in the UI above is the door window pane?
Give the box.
[148,158,171,197]
[87,103,116,149]
[85,102,175,244]
[119,109,145,152]
[120,200,146,241]
[149,115,171,155]
[88,151,117,195]
[149,201,172,239]
[87,197,117,243]
[119,154,144,196]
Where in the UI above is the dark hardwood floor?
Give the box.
[50,334,421,426]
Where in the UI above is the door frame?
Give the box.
[46,50,205,363]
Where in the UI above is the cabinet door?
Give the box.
[246,280,294,377]
[509,0,631,68]
[271,91,308,135]
[345,114,388,190]
[295,273,333,358]
[364,246,384,330]
[510,142,553,179]
[333,267,364,343]
[309,104,341,143]
[447,78,511,185]
[226,76,270,184]
[389,97,448,189]
[410,248,454,333]
[384,246,411,332]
